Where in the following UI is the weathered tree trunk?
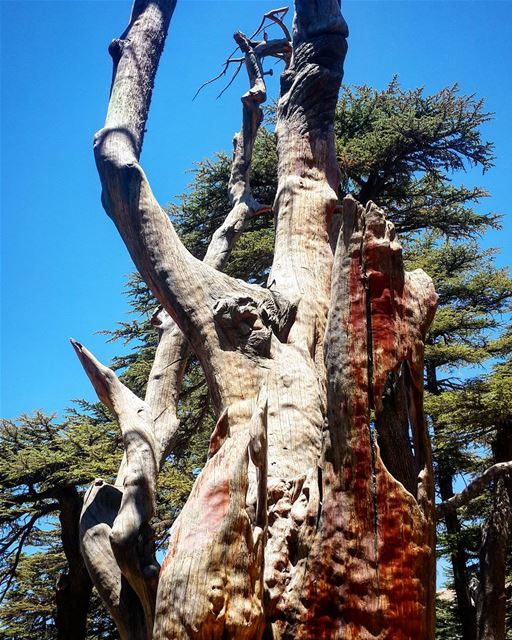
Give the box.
[286,198,437,639]
[74,1,438,638]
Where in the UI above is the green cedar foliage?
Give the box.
[336,79,497,236]
[0,412,120,638]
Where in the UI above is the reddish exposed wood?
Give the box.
[285,198,437,640]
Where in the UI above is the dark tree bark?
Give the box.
[476,423,512,640]
[438,471,477,640]
[73,1,439,638]
[427,362,477,640]
[429,352,512,640]
[55,487,93,640]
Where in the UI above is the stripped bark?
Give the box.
[76,1,440,638]
[153,391,268,639]
[276,197,437,639]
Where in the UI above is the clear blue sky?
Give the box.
[1,0,511,419]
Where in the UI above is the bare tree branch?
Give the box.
[71,339,158,638]
[0,504,57,604]
[94,0,292,428]
[436,461,512,518]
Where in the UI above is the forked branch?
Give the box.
[71,339,158,638]
[78,5,294,639]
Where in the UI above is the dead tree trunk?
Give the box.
[73,1,438,638]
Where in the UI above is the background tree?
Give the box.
[430,339,512,640]
[415,238,512,640]
[0,411,119,639]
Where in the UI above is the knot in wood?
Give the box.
[213,296,272,358]
[108,38,126,63]
[212,292,297,357]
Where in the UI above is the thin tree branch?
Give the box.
[0,504,57,604]
[192,57,244,101]
[436,461,512,518]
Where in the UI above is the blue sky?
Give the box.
[1,0,511,420]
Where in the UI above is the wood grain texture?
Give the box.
[284,197,437,640]
[153,392,268,639]
[78,1,441,637]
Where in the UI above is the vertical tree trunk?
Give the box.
[427,363,477,640]
[75,1,439,638]
[438,469,477,640]
[476,422,512,640]
[286,198,437,639]
[55,487,93,640]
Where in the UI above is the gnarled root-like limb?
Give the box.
[80,481,147,640]
[72,339,159,638]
